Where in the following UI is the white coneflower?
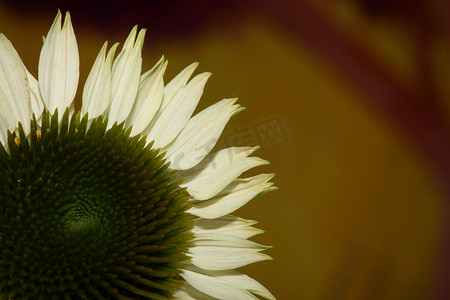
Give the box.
[0,11,276,299]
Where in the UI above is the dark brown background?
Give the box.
[1,0,449,299]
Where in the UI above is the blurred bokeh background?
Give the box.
[1,0,449,299]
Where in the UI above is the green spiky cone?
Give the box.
[0,109,194,299]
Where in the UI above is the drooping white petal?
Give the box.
[181,269,258,300]
[192,215,264,239]
[82,42,118,119]
[126,56,167,136]
[25,69,44,121]
[164,98,245,170]
[107,26,145,127]
[216,272,276,300]
[179,147,269,200]
[188,174,277,219]
[188,233,271,270]
[148,62,199,130]
[221,272,276,300]
[184,267,276,300]
[181,267,275,300]
[146,72,211,149]
[172,283,216,300]
[0,34,31,144]
[38,11,79,115]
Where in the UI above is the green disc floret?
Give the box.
[0,109,193,299]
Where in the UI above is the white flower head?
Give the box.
[0,11,276,299]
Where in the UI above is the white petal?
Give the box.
[38,11,79,115]
[146,72,211,149]
[192,233,270,249]
[186,267,276,300]
[222,273,276,300]
[81,42,118,119]
[173,283,216,300]
[149,62,199,129]
[0,34,31,144]
[192,215,264,239]
[107,26,145,127]
[163,62,199,110]
[164,98,244,170]
[188,174,276,219]
[25,69,44,121]
[179,147,269,200]
[126,56,167,136]
[188,233,271,270]
[181,269,259,300]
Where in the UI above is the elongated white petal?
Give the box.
[217,173,276,197]
[192,233,270,249]
[148,62,199,130]
[192,215,263,239]
[146,72,211,149]
[179,147,269,200]
[216,272,276,300]
[107,26,145,127]
[173,283,217,300]
[163,62,198,111]
[126,57,167,136]
[189,174,276,219]
[186,267,276,300]
[189,233,271,270]
[25,69,44,121]
[0,34,31,144]
[181,269,260,300]
[82,42,118,119]
[164,98,244,170]
[38,11,79,115]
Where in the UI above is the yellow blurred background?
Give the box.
[1,0,449,299]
